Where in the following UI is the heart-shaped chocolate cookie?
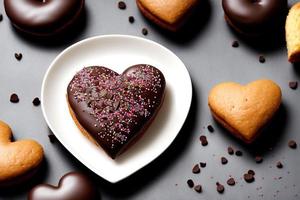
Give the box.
[208,80,282,143]
[28,172,99,200]
[0,121,44,186]
[137,0,199,31]
[67,64,165,159]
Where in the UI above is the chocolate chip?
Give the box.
[255,156,263,164]
[248,170,255,176]
[221,157,228,165]
[118,1,126,9]
[200,162,206,168]
[207,125,214,132]
[15,53,22,61]
[194,185,202,193]
[276,161,283,169]
[32,97,40,106]
[0,14,3,22]
[187,179,194,188]
[216,182,225,193]
[142,28,148,36]
[10,93,19,103]
[235,150,243,156]
[228,146,234,155]
[48,134,57,143]
[288,140,297,149]
[227,178,235,186]
[244,173,255,183]
[289,81,298,90]
[129,16,135,23]
[259,55,266,63]
[192,164,201,174]
[199,135,208,146]
[232,41,239,48]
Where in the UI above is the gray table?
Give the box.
[0,0,299,199]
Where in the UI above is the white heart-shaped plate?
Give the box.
[41,35,192,183]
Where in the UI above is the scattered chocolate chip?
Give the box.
[10,93,19,103]
[259,55,266,63]
[199,135,208,146]
[235,150,243,156]
[228,146,234,155]
[244,173,255,183]
[187,179,194,188]
[200,162,206,168]
[15,53,22,61]
[118,1,126,9]
[194,185,202,193]
[248,170,255,176]
[289,81,298,90]
[142,28,148,36]
[227,178,235,186]
[0,14,3,22]
[48,134,57,143]
[216,182,225,193]
[32,97,40,106]
[221,157,228,165]
[288,140,297,149]
[129,16,135,23]
[192,164,201,174]
[207,125,214,132]
[255,156,263,163]
[276,161,283,169]
[232,41,239,48]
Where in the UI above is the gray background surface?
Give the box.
[0,0,299,199]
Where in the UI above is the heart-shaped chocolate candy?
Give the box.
[67,64,165,159]
[208,80,282,143]
[28,172,99,200]
[137,0,199,31]
[0,121,44,186]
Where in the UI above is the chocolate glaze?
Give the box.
[67,65,166,159]
[222,0,287,35]
[4,0,85,36]
[28,172,99,200]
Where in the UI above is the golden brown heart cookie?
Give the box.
[0,121,44,186]
[208,80,282,143]
[136,0,199,31]
[286,2,300,63]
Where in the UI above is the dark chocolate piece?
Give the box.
[232,41,239,48]
[221,157,228,165]
[194,185,202,193]
[248,170,255,176]
[227,178,235,186]
[207,125,214,132]
[118,1,126,9]
[187,179,194,188]
[276,161,283,169]
[235,150,243,156]
[216,182,225,193]
[259,55,266,63]
[288,140,297,149]
[15,53,22,61]
[67,65,165,159]
[244,173,255,183]
[28,172,99,200]
[199,135,208,146]
[222,0,287,35]
[228,146,234,155]
[200,162,206,168]
[255,156,263,163]
[32,97,40,106]
[192,164,200,174]
[289,81,298,90]
[142,28,148,35]
[4,0,85,36]
[10,93,19,103]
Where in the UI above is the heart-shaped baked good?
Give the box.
[28,172,99,200]
[67,64,166,159]
[208,80,282,143]
[136,0,199,31]
[286,2,300,63]
[0,121,44,186]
